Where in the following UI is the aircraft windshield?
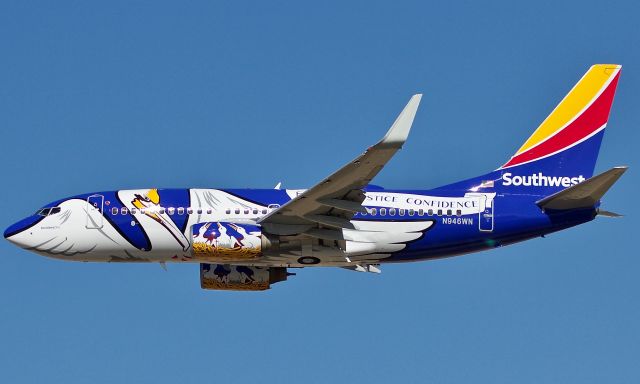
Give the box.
[36,207,61,216]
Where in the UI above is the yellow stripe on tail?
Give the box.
[515,64,621,156]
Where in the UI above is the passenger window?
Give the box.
[207,209,212,214]
[131,208,138,214]
[197,209,202,214]
[408,209,415,216]
[456,209,462,216]
[225,209,231,214]
[252,209,258,215]
[261,209,268,214]
[177,207,185,215]
[168,207,175,215]
[111,207,118,215]
[380,208,387,216]
[234,208,240,214]
[389,208,396,216]
[437,209,442,216]
[428,209,433,216]
[418,209,424,216]
[244,209,249,214]
[399,209,405,216]
[121,207,128,215]
[187,208,193,214]
[446,209,452,216]
[159,208,165,214]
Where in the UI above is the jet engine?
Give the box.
[191,222,276,262]
[200,264,291,291]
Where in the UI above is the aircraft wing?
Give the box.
[258,94,422,235]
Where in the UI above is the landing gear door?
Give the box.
[479,195,494,232]
[86,194,104,229]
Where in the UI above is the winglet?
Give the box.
[378,94,422,148]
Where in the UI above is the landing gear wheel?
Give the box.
[298,256,320,265]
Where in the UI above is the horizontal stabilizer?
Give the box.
[536,166,627,210]
[597,209,623,218]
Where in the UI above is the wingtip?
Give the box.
[379,94,422,148]
[408,94,423,106]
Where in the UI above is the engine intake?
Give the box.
[200,264,291,291]
[191,222,275,262]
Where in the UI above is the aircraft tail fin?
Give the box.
[501,65,621,174]
[536,166,627,210]
[430,65,624,196]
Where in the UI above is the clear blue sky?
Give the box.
[1,1,638,383]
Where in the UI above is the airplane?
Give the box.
[4,64,627,291]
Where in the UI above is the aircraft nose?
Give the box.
[5,226,25,248]
[4,216,41,248]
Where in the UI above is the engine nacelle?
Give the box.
[191,222,275,262]
[200,264,290,291]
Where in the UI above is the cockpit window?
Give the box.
[36,207,61,216]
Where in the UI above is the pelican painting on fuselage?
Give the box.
[5,64,627,291]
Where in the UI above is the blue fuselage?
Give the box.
[3,185,596,265]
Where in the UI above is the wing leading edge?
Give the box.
[258,94,422,235]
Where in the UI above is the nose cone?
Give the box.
[4,215,43,248]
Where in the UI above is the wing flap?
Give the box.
[304,228,423,243]
[318,198,368,213]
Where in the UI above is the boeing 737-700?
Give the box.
[4,64,627,291]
